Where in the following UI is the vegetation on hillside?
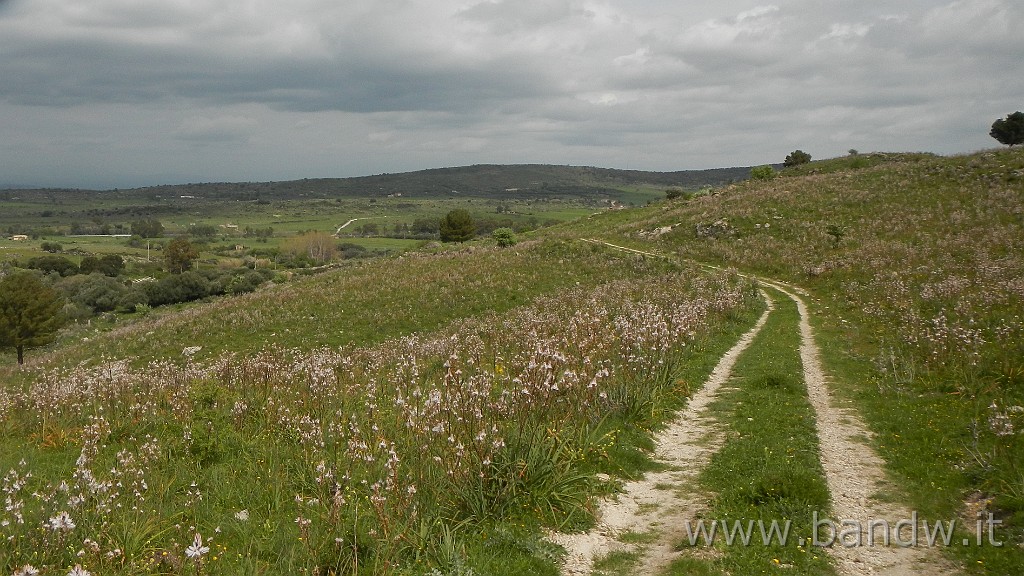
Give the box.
[3,149,1023,573]
[570,147,1024,572]
[0,242,760,574]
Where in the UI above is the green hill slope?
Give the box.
[3,149,1023,574]
[568,148,1024,572]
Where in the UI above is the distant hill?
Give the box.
[1,164,753,202]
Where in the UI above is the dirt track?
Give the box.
[553,243,953,575]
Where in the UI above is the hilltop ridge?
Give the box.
[1,163,754,201]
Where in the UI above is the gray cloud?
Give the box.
[1,0,1022,188]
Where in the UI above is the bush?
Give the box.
[78,254,124,277]
[750,165,777,181]
[26,255,79,277]
[665,188,684,200]
[228,270,270,295]
[118,286,150,312]
[144,271,214,306]
[338,242,369,259]
[59,273,127,313]
[492,227,517,247]
[188,224,219,239]
[40,241,62,253]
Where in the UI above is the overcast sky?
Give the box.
[1,0,1021,189]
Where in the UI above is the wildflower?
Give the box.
[67,566,91,576]
[234,509,250,521]
[48,511,76,532]
[185,532,210,559]
[14,565,40,576]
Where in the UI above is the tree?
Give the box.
[0,272,65,364]
[165,237,200,273]
[784,150,812,167]
[439,209,476,243]
[131,219,164,238]
[98,254,125,276]
[990,111,1024,147]
[284,231,336,263]
[188,224,219,239]
[411,217,439,237]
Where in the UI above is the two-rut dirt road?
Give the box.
[552,246,952,575]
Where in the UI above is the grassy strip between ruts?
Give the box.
[668,287,836,576]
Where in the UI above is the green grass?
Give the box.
[10,239,681,371]
[575,147,1024,574]
[593,549,642,575]
[810,295,1024,574]
[5,149,1023,573]
[667,289,835,576]
[0,239,763,575]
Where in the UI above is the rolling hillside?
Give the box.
[2,150,1023,575]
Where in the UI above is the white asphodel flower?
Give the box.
[48,511,76,532]
[185,532,210,559]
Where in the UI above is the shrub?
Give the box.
[750,165,776,181]
[144,271,213,306]
[338,242,369,259]
[665,188,684,200]
[492,227,517,247]
[228,270,269,295]
[60,273,127,313]
[26,254,79,277]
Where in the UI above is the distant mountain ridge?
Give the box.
[1,164,753,202]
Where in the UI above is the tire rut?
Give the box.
[549,293,775,575]
[763,280,955,576]
[565,241,953,575]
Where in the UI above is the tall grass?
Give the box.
[0,264,760,574]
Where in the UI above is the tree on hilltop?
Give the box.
[990,112,1024,147]
[0,272,66,365]
[784,150,812,167]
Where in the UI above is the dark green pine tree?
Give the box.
[439,209,476,243]
[0,272,65,365]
